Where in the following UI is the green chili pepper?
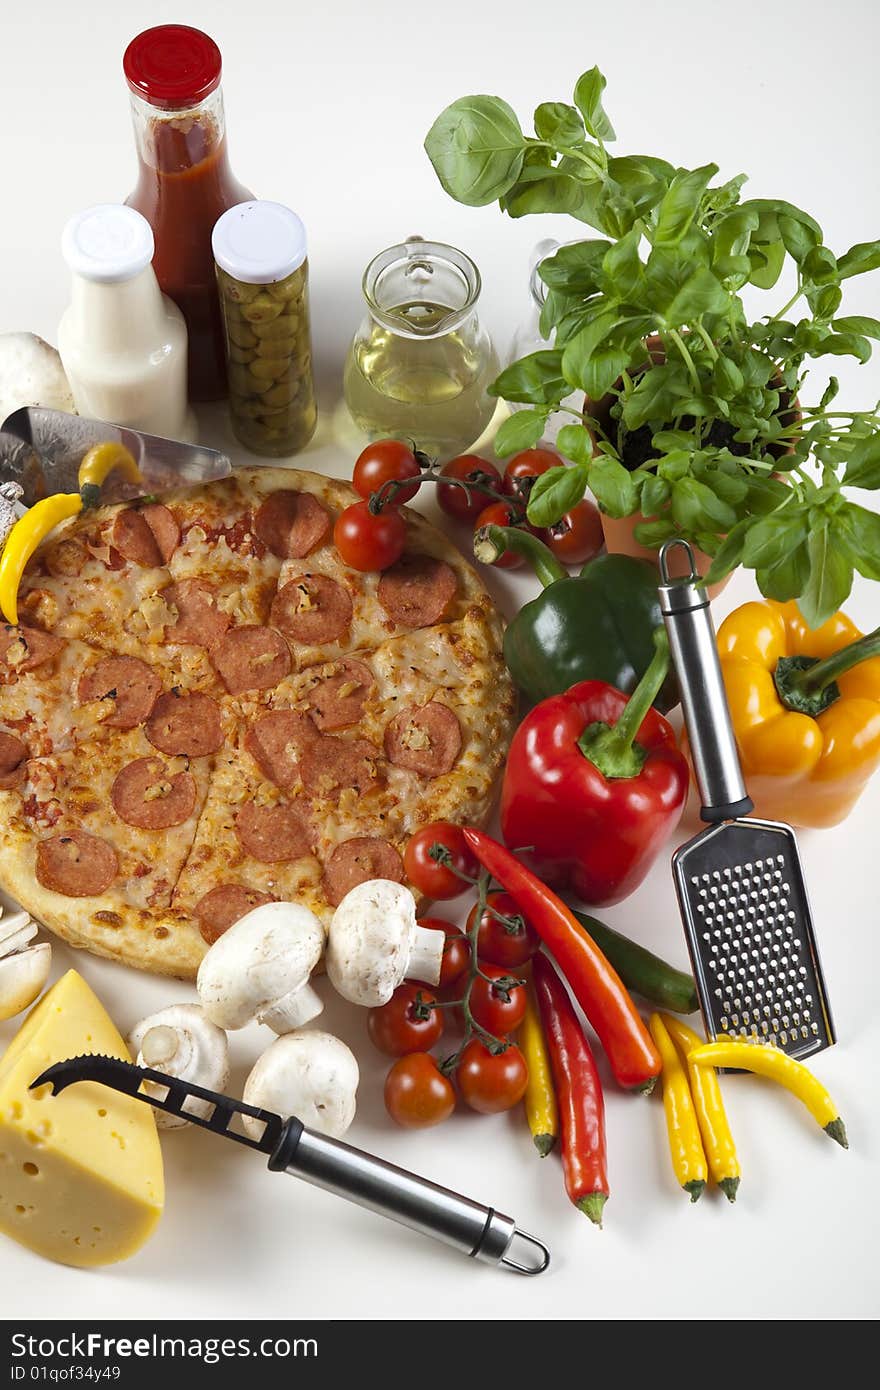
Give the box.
[572,911,699,1015]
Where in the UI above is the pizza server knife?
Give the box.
[31,1054,551,1275]
[0,406,232,509]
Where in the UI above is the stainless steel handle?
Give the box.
[270,1124,549,1274]
[657,540,753,822]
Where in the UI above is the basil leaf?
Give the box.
[832,315,880,339]
[539,239,611,294]
[607,155,674,215]
[561,312,618,391]
[556,424,594,467]
[644,250,728,321]
[755,540,812,602]
[641,474,671,514]
[424,96,526,206]
[491,350,566,404]
[714,355,744,398]
[653,164,718,245]
[777,212,819,263]
[820,377,840,409]
[533,102,585,146]
[582,344,631,400]
[807,284,843,319]
[748,240,786,290]
[493,409,547,457]
[702,518,751,586]
[837,239,880,280]
[622,364,689,431]
[842,434,880,488]
[633,519,677,546]
[526,461,590,527]
[602,227,643,299]
[573,68,616,142]
[671,478,737,532]
[833,504,880,580]
[813,331,872,363]
[741,510,807,568]
[587,457,638,517]
[797,523,854,629]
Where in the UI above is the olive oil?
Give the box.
[343,300,499,461]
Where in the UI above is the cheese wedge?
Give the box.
[0,969,164,1267]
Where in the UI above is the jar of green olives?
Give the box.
[212,201,317,456]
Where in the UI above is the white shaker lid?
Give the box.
[62,205,155,283]
[212,201,307,284]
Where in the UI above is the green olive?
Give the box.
[268,267,306,302]
[227,341,253,365]
[228,363,260,396]
[241,294,284,324]
[230,397,269,420]
[219,275,261,305]
[249,358,293,383]
[255,334,297,359]
[227,321,258,349]
[252,313,297,342]
[260,379,300,408]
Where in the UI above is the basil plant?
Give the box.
[425,68,880,626]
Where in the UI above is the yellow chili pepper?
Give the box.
[519,981,558,1156]
[649,1012,707,1202]
[0,493,82,624]
[711,599,880,828]
[661,1014,741,1202]
[77,441,142,508]
[690,1040,848,1148]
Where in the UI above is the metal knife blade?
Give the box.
[0,407,232,508]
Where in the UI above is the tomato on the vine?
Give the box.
[417,917,470,987]
[538,498,604,566]
[473,500,525,569]
[368,983,444,1057]
[456,1040,529,1114]
[469,963,527,1035]
[384,1053,456,1128]
[352,439,422,505]
[404,822,478,899]
[469,891,540,968]
[437,455,502,522]
[333,501,406,572]
[502,448,560,503]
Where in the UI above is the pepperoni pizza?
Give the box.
[0,468,515,978]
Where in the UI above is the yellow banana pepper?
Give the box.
[713,599,880,828]
[690,1039,847,1148]
[520,982,558,1156]
[649,1013,707,1202]
[78,441,142,508]
[0,494,82,624]
[661,1014,740,1202]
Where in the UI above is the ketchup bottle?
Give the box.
[124,25,253,401]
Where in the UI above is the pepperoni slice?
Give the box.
[307,659,373,731]
[235,801,313,863]
[377,555,457,628]
[146,691,224,757]
[322,837,404,907]
[212,626,292,695]
[254,490,332,559]
[270,575,352,646]
[244,710,317,790]
[163,579,230,648]
[300,736,381,798]
[0,625,64,673]
[111,756,197,830]
[77,656,162,731]
[194,885,274,945]
[112,504,179,568]
[35,830,118,898]
[0,731,27,790]
[384,702,462,778]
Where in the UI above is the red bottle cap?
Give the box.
[123,25,222,110]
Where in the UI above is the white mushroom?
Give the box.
[326,879,443,1008]
[128,1004,229,1130]
[0,908,52,1022]
[0,332,75,426]
[242,1030,359,1140]
[196,901,324,1034]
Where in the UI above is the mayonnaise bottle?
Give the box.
[58,204,195,440]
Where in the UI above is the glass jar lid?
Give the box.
[62,205,155,284]
[212,202,307,284]
[123,25,222,110]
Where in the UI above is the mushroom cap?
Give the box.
[0,942,51,1022]
[243,1030,359,1140]
[326,879,418,1008]
[0,332,75,424]
[128,1003,229,1130]
[196,901,325,1031]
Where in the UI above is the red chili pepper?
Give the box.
[500,628,688,906]
[462,827,661,1092]
[533,952,608,1225]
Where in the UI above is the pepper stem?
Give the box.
[576,628,671,780]
[789,626,880,696]
[473,524,567,588]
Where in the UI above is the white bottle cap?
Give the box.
[62,205,155,284]
[212,201,307,284]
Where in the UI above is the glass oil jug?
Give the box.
[343,237,498,462]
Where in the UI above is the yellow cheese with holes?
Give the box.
[0,970,164,1267]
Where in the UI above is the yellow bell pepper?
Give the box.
[690,1039,847,1148]
[661,1014,741,1202]
[649,1013,707,1202]
[713,598,880,828]
[519,981,558,1156]
[0,493,83,624]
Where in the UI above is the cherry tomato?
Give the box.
[404,822,479,900]
[333,501,406,572]
[368,983,444,1057]
[456,1039,529,1114]
[502,448,560,502]
[384,1053,456,1128]
[436,455,502,522]
[473,501,525,569]
[469,891,540,968]
[469,963,528,1035]
[538,498,604,566]
[352,439,422,506]
[418,917,470,987]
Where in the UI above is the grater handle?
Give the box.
[657,540,753,822]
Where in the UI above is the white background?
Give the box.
[1,0,879,1322]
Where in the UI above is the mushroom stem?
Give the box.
[409,924,444,987]
[140,1024,190,1071]
[260,980,324,1034]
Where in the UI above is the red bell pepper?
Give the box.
[462,827,661,1091]
[500,628,688,906]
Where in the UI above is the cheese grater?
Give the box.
[658,539,835,1061]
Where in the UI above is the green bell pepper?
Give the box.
[473,525,679,713]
